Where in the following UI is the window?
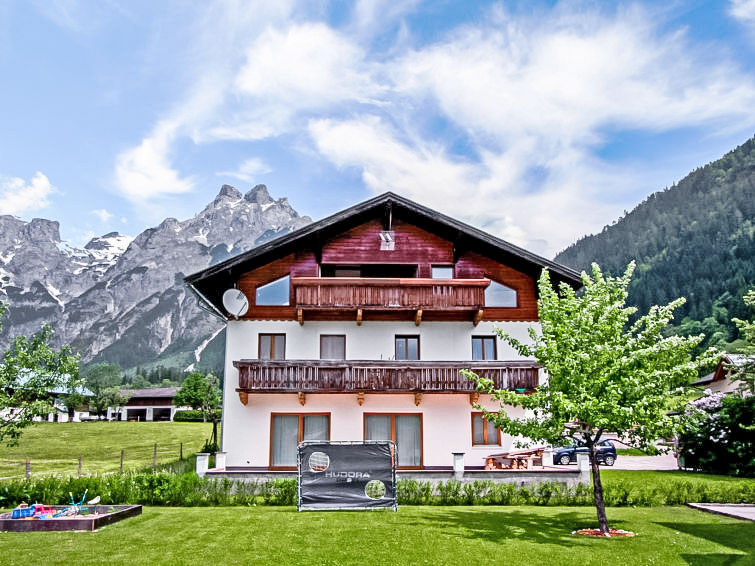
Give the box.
[271,413,330,468]
[364,414,422,467]
[471,412,500,446]
[256,275,290,305]
[431,265,454,279]
[395,335,419,360]
[485,280,517,307]
[259,334,285,360]
[320,335,346,359]
[472,336,497,360]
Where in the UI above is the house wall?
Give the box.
[222,319,540,468]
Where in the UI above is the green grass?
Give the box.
[0,422,213,479]
[0,506,752,565]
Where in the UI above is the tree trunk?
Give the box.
[589,441,609,533]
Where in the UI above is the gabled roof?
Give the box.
[121,387,178,398]
[185,192,583,317]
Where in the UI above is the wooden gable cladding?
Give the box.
[237,251,318,320]
[456,251,538,321]
[321,218,452,275]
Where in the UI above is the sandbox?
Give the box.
[0,505,142,532]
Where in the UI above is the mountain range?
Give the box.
[556,136,755,350]
[0,185,310,374]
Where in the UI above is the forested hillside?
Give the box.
[556,136,755,350]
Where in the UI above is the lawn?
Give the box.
[0,422,214,479]
[0,506,752,565]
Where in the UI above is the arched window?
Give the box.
[256,275,290,306]
[485,280,517,307]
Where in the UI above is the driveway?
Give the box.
[611,453,679,470]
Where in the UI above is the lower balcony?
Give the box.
[234,359,539,394]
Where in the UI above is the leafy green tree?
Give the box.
[731,288,755,394]
[101,386,131,420]
[84,363,122,416]
[0,303,81,445]
[129,374,151,389]
[463,263,715,534]
[174,372,220,423]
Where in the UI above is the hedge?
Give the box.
[2,472,753,508]
[173,410,222,422]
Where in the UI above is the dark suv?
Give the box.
[553,439,617,466]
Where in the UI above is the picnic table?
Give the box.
[485,448,544,470]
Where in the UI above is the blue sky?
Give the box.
[1,0,754,257]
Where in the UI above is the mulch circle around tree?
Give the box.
[573,528,636,538]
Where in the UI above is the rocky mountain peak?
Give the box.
[244,184,273,205]
[25,218,61,243]
[214,184,243,204]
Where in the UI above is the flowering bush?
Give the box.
[680,392,755,477]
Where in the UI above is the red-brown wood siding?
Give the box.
[234,220,538,321]
[321,219,453,273]
[455,251,538,321]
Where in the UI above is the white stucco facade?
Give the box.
[222,320,540,469]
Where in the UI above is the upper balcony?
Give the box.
[234,359,538,397]
[292,277,490,324]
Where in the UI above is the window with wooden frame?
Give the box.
[395,335,419,360]
[471,412,501,446]
[270,413,330,468]
[258,334,286,360]
[320,335,346,359]
[255,274,290,305]
[431,265,454,279]
[364,413,422,468]
[484,279,517,307]
[472,336,497,360]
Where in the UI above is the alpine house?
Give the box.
[185,192,581,474]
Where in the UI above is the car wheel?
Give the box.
[604,455,615,466]
[559,455,571,465]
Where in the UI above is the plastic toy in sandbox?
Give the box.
[2,491,142,532]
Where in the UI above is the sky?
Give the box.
[1,0,754,258]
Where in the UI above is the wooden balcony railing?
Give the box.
[234,360,538,393]
[292,277,489,311]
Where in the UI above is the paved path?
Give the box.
[611,453,679,470]
[687,503,755,521]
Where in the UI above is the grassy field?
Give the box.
[0,422,214,479]
[0,506,752,565]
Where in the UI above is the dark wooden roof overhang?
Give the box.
[184,192,583,318]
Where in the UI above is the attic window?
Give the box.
[379,231,395,250]
[256,275,290,306]
[485,280,517,307]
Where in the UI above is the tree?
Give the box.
[174,372,221,423]
[463,263,715,534]
[0,303,81,445]
[731,288,755,393]
[100,386,131,421]
[83,363,122,416]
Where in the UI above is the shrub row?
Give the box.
[2,473,753,508]
[173,410,222,422]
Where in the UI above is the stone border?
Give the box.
[0,505,142,532]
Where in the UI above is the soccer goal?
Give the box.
[297,441,397,511]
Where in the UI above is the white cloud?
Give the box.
[114,121,195,204]
[310,5,755,255]
[0,172,56,216]
[90,208,113,222]
[217,157,272,182]
[730,0,755,24]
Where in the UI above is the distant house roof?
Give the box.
[184,191,583,318]
[121,387,178,398]
[691,353,752,386]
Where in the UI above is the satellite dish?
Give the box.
[222,288,249,318]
